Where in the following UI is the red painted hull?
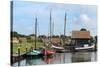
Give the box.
[42,50,55,55]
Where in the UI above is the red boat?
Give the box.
[41,11,55,56]
[42,49,55,56]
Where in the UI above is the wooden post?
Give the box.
[18,47,20,66]
[26,47,27,53]
[25,47,27,58]
[18,47,20,57]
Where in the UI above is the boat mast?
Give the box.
[35,17,37,50]
[49,10,52,44]
[63,12,67,63]
[52,20,54,37]
[63,12,66,45]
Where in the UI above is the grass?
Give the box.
[12,42,44,54]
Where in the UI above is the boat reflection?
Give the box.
[26,57,43,65]
[42,55,55,64]
[26,55,55,65]
[72,52,91,62]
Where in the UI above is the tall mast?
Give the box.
[63,12,66,45]
[63,12,67,63]
[49,10,52,43]
[11,1,13,64]
[35,17,37,50]
[52,20,54,36]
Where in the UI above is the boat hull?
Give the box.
[26,49,42,56]
[75,47,95,52]
[42,50,55,56]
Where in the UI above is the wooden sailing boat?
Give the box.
[75,44,95,51]
[51,21,64,52]
[26,17,41,56]
[51,12,66,52]
[42,10,55,56]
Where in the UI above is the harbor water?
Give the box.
[12,52,97,66]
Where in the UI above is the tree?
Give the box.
[11,31,27,38]
[38,35,46,38]
[11,31,19,38]
[26,36,33,43]
[29,34,35,36]
[52,35,59,38]
[90,36,94,44]
[95,36,97,50]
[60,35,67,38]
[95,36,97,44]
[80,28,87,31]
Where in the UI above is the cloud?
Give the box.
[72,14,97,26]
[80,14,90,23]
[71,14,97,36]
[80,14,97,35]
[80,14,97,27]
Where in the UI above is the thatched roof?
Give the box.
[71,31,91,39]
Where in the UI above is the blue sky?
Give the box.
[12,1,97,36]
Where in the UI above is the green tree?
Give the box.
[11,31,19,38]
[26,36,33,43]
[80,28,87,31]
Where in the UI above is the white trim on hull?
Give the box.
[51,45,64,50]
[75,44,95,51]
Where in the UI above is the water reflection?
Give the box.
[72,52,97,62]
[12,52,97,66]
[72,52,91,62]
[42,56,55,64]
[26,57,44,65]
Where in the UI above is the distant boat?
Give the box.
[27,50,41,56]
[51,45,65,53]
[42,49,55,56]
[42,10,55,56]
[51,45,64,50]
[75,44,95,51]
[26,17,41,56]
[51,12,67,53]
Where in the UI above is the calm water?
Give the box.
[12,52,97,66]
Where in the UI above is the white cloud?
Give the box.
[72,14,97,26]
[80,14,97,27]
[71,14,97,36]
[80,14,90,23]
[82,14,97,35]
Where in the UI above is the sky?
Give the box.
[12,1,97,36]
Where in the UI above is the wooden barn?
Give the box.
[71,31,91,47]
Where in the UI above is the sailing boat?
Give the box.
[75,44,95,51]
[26,17,41,56]
[42,10,55,56]
[51,12,67,53]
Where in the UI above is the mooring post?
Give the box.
[17,47,20,66]
[18,47,20,57]
[26,46,27,53]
